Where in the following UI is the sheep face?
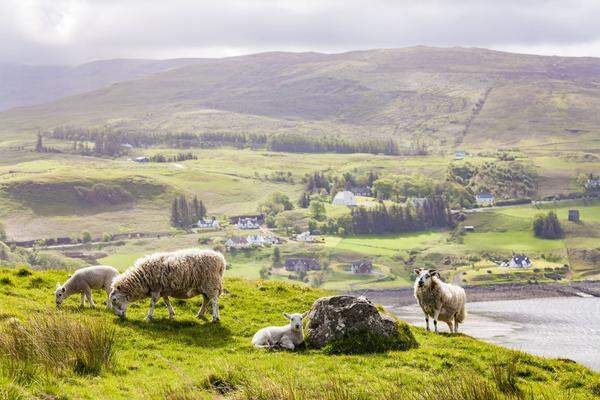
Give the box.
[283,312,308,332]
[109,289,128,318]
[414,268,439,289]
[54,283,66,307]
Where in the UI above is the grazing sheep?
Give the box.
[54,265,119,308]
[109,249,225,321]
[252,312,308,350]
[413,268,466,333]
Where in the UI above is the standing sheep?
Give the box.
[109,249,225,321]
[54,265,119,308]
[413,268,466,333]
[252,312,308,350]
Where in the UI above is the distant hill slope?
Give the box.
[0,58,204,111]
[2,46,600,149]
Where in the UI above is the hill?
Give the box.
[0,268,598,399]
[0,58,204,111]
[2,47,600,150]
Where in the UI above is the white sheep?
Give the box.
[109,249,225,321]
[413,268,466,333]
[252,312,308,350]
[54,265,119,308]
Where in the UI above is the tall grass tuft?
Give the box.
[0,314,116,377]
[491,353,521,395]
[410,372,502,400]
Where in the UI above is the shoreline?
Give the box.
[349,280,600,307]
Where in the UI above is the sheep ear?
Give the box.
[283,313,291,320]
[301,311,308,319]
[430,270,440,277]
[413,268,422,275]
[56,283,61,289]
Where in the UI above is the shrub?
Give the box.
[15,268,32,277]
[0,314,116,376]
[81,231,92,243]
[491,353,521,395]
[533,211,563,239]
[411,372,501,400]
[321,322,418,355]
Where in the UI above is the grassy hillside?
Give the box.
[0,267,598,399]
[2,47,600,151]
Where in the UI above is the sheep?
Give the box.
[413,268,466,333]
[109,249,225,322]
[54,265,119,308]
[251,312,308,350]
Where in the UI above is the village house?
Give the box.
[475,193,495,206]
[132,156,149,163]
[247,235,277,247]
[225,236,250,250]
[332,190,357,206]
[351,260,373,274]
[507,254,531,268]
[586,178,600,191]
[455,150,466,159]
[296,231,315,242]
[283,257,321,272]
[237,217,261,229]
[197,219,220,229]
[349,186,372,197]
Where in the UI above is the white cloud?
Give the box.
[1,0,600,65]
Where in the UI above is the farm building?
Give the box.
[585,179,600,190]
[283,257,321,272]
[332,191,357,206]
[463,225,475,232]
[197,219,220,229]
[568,210,580,222]
[351,260,373,274]
[132,156,149,163]
[475,193,495,206]
[508,254,531,268]
[247,235,277,247]
[455,150,466,159]
[225,236,250,250]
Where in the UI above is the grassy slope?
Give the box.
[0,267,598,400]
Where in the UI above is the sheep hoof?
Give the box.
[168,314,175,320]
[211,317,220,323]
[145,315,154,322]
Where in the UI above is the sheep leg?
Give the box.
[425,316,430,331]
[454,320,459,333]
[163,296,175,319]
[84,287,95,308]
[147,292,160,321]
[104,285,112,308]
[446,320,454,333]
[80,293,85,307]
[279,337,295,350]
[433,308,441,334]
[196,294,209,319]
[210,290,220,322]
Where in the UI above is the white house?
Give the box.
[508,255,531,268]
[197,219,220,229]
[475,193,495,206]
[247,235,277,247]
[237,217,260,229]
[455,150,466,159]
[332,191,357,206]
[296,231,315,242]
[225,237,250,250]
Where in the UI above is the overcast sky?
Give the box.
[3,0,600,65]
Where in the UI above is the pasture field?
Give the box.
[0,267,598,400]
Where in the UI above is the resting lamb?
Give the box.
[109,249,225,321]
[413,268,466,333]
[54,265,119,308]
[252,312,307,350]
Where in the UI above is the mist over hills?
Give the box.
[2,46,600,149]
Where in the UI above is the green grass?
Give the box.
[462,231,566,253]
[0,267,598,399]
[324,231,448,257]
[496,200,600,222]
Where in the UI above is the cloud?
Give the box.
[2,0,600,65]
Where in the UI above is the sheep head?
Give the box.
[54,283,66,307]
[109,286,129,318]
[413,268,440,289]
[283,312,308,332]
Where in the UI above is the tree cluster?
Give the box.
[148,152,197,163]
[266,133,400,155]
[533,211,564,239]
[170,196,207,228]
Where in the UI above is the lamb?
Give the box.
[109,249,225,322]
[252,312,308,350]
[54,265,119,308]
[413,268,466,333]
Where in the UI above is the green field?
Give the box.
[0,267,598,400]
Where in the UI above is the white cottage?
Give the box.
[332,191,357,206]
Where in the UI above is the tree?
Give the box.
[309,200,326,221]
[272,247,281,268]
[259,192,294,216]
[533,211,563,239]
[170,199,180,227]
[35,133,44,152]
[298,192,311,208]
[81,231,92,243]
[0,222,5,241]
